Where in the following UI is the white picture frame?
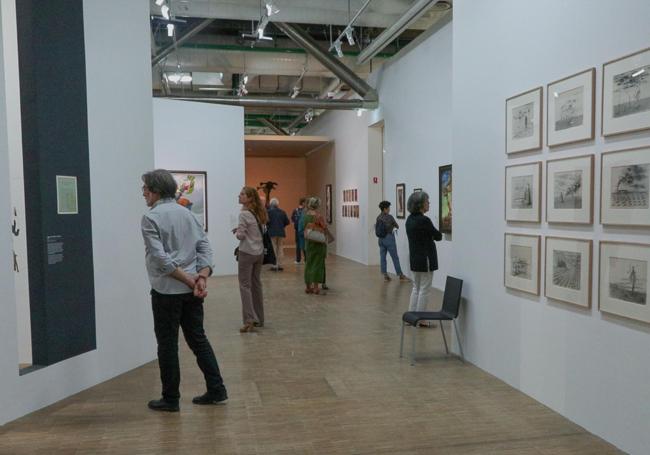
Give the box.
[506,87,543,154]
[545,236,592,308]
[546,154,594,224]
[547,68,595,147]
[505,233,541,295]
[602,46,650,137]
[505,161,542,223]
[599,241,650,323]
[600,147,650,227]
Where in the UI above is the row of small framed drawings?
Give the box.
[505,146,650,226]
[506,46,650,153]
[342,205,359,218]
[343,189,358,203]
[505,234,650,323]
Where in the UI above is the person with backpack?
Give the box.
[376,201,409,282]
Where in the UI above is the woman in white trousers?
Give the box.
[405,191,442,312]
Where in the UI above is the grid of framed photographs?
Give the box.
[342,188,359,219]
[503,45,650,323]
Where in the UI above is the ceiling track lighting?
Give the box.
[155,0,165,5]
[166,23,175,37]
[161,4,170,20]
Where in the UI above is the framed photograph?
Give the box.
[439,165,452,233]
[504,233,541,295]
[546,154,594,224]
[506,86,543,154]
[547,68,595,147]
[505,161,542,222]
[545,236,592,308]
[396,183,406,219]
[325,184,332,224]
[600,147,650,226]
[599,241,650,323]
[56,175,78,215]
[170,171,208,231]
[602,47,650,136]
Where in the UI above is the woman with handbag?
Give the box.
[232,187,268,332]
[300,197,329,294]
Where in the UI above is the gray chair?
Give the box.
[400,276,464,365]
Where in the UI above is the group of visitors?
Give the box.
[140,169,441,412]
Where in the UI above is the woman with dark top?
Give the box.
[405,191,442,312]
[376,200,408,282]
[300,197,327,294]
[232,187,268,333]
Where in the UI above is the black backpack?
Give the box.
[375,218,388,238]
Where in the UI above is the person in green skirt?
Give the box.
[300,197,328,294]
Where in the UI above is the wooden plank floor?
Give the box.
[0,255,623,455]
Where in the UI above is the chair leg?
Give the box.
[439,321,449,355]
[411,323,417,366]
[453,320,465,362]
[399,322,405,358]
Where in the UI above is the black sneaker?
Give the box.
[192,391,228,405]
[322,284,329,290]
[147,398,179,412]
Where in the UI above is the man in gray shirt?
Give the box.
[141,169,227,412]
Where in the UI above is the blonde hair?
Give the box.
[242,187,268,224]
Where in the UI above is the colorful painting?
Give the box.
[439,165,452,233]
[170,171,208,231]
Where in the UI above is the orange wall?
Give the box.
[245,157,307,246]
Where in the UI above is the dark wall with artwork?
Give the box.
[16,0,96,366]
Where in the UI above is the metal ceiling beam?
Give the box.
[274,22,377,101]
[259,118,289,135]
[152,19,214,67]
[161,94,374,110]
[357,0,443,64]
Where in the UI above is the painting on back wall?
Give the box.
[439,165,452,233]
[170,171,208,231]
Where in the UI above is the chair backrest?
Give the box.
[441,276,463,318]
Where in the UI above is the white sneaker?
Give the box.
[294,261,302,265]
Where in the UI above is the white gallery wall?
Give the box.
[153,99,245,276]
[452,1,650,454]
[369,16,453,289]
[301,111,371,264]
[0,0,157,425]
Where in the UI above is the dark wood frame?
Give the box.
[396,183,406,219]
[505,86,543,155]
[438,164,452,233]
[602,46,650,137]
[546,154,594,225]
[169,170,208,232]
[547,68,596,147]
[544,236,593,308]
[325,184,332,224]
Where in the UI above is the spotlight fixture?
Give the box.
[155,0,165,5]
[265,1,280,16]
[333,40,343,58]
[161,4,170,20]
[167,23,175,37]
[304,109,314,123]
[344,27,355,46]
[291,86,300,99]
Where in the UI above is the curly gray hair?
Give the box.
[407,191,429,214]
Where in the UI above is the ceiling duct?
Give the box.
[152,19,214,67]
[357,0,447,65]
[274,22,377,102]
[166,94,369,110]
